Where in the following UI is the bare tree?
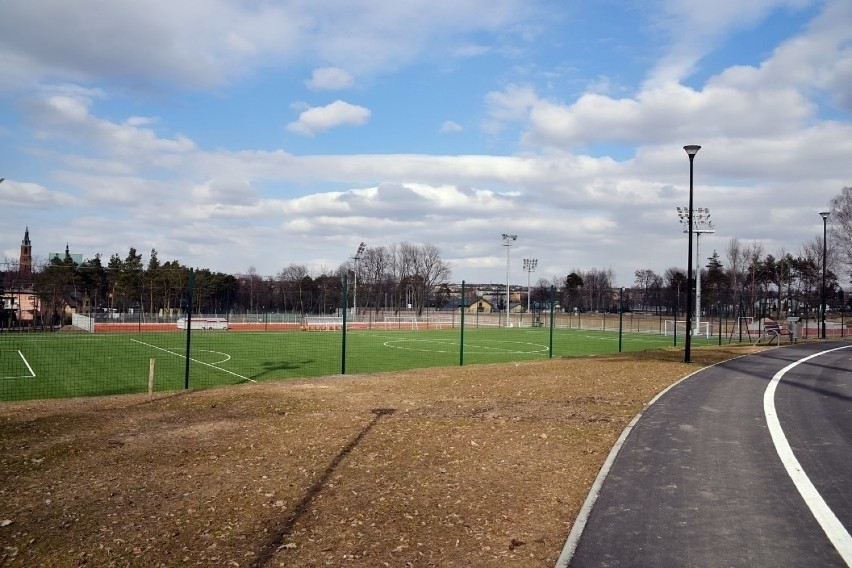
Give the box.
[725,237,747,293]
[827,186,852,281]
[633,268,659,311]
[745,240,766,312]
[360,246,392,313]
[582,268,615,312]
[413,243,452,315]
[276,264,309,313]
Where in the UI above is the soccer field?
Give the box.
[0,327,719,401]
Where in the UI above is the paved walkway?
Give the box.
[558,341,852,567]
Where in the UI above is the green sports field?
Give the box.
[0,327,721,401]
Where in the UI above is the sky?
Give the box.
[1,0,850,287]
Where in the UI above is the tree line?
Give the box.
[531,187,852,317]
[2,242,452,321]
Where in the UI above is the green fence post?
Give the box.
[618,287,624,353]
[674,287,678,347]
[459,281,465,366]
[341,274,348,375]
[184,267,194,390]
[718,300,722,345]
[549,285,555,358]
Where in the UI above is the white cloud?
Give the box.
[0,0,535,90]
[306,67,355,90]
[286,100,371,136]
[0,180,79,208]
[1,1,850,285]
[483,4,852,152]
[520,82,812,148]
[440,121,463,133]
[646,0,817,85]
[126,116,157,127]
[23,88,196,169]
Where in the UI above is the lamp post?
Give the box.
[677,206,714,335]
[523,258,538,319]
[352,242,366,319]
[820,211,830,339]
[502,234,517,327]
[682,145,701,363]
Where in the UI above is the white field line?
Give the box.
[1,350,36,380]
[18,350,36,377]
[130,339,254,383]
[763,344,852,566]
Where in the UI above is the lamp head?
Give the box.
[683,145,701,156]
[819,211,830,220]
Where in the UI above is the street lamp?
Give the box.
[682,144,701,363]
[502,234,517,327]
[677,206,714,335]
[820,211,830,339]
[523,258,538,319]
[352,242,366,319]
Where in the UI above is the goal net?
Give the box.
[379,316,420,330]
[71,313,95,333]
[379,316,456,330]
[664,320,711,338]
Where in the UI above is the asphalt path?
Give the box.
[559,341,852,567]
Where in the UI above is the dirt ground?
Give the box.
[0,345,762,567]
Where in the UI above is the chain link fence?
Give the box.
[2,276,848,401]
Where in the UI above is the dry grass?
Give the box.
[0,345,762,567]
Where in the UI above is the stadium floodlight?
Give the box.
[502,234,517,327]
[677,206,714,338]
[820,211,830,339]
[352,242,366,318]
[523,258,538,316]
[682,145,701,363]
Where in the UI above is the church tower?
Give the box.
[19,227,32,283]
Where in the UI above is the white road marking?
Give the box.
[763,344,852,566]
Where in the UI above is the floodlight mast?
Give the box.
[677,206,714,334]
[523,258,538,318]
[502,234,517,327]
[352,242,366,319]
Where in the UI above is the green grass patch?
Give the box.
[0,328,724,401]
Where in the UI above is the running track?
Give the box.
[560,341,852,567]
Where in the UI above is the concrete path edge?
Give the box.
[553,351,756,567]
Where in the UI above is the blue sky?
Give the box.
[1,0,850,286]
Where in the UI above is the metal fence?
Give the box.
[1,279,848,402]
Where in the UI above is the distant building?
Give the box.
[49,243,83,265]
[468,296,494,313]
[19,227,32,285]
[0,227,39,325]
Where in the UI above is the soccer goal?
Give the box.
[71,313,95,333]
[664,320,711,338]
[380,316,420,330]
